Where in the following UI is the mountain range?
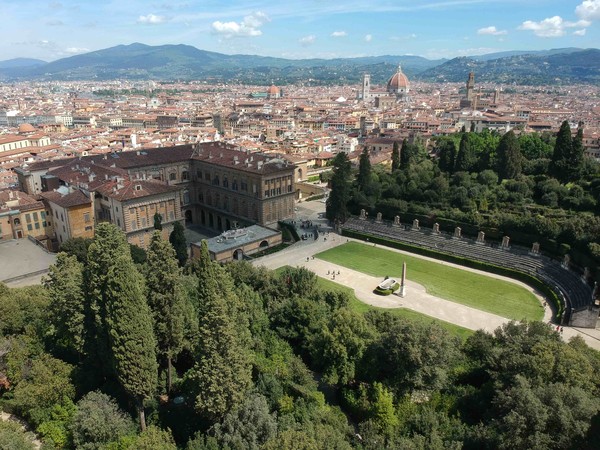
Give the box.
[0,43,598,85]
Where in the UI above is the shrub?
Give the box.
[70,391,136,450]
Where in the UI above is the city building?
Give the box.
[15,142,296,247]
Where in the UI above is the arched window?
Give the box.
[169,172,177,181]
[13,218,21,226]
[182,171,189,181]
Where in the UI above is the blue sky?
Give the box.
[3,0,599,61]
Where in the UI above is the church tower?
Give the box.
[466,72,475,102]
[460,72,477,109]
[361,74,371,100]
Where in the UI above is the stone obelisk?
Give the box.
[400,262,406,297]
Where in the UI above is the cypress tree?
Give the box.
[153,212,163,230]
[496,130,522,180]
[187,241,251,420]
[391,141,400,172]
[437,140,457,173]
[105,253,158,431]
[455,133,475,172]
[326,152,352,223]
[145,231,185,394]
[357,147,371,191]
[569,125,584,182]
[169,221,188,267]
[44,252,86,360]
[551,120,572,181]
[399,138,411,169]
[85,223,132,379]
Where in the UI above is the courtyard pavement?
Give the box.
[253,205,600,350]
[0,239,56,287]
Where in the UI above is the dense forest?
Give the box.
[327,122,600,278]
[2,218,600,449]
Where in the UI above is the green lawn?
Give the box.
[316,242,544,322]
[315,276,473,340]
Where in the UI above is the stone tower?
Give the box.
[466,72,475,103]
[361,74,371,100]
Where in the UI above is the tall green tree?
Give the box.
[85,223,132,378]
[153,212,163,231]
[399,138,412,170]
[169,221,188,267]
[187,241,251,420]
[550,120,572,181]
[326,152,352,223]
[145,231,185,394]
[569,124,585,181]
[357,147,371,191]
[455,133,476,172]
[44,253,86,360]
[391,141,400,172]
[496,130,522,180]
[105,253,158,431]
[436,139,457,173]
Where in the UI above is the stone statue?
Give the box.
[376,212,383,222]
[393,215,400,226]
[359,209,366,220]
[476,231,485,244]
[531,242,540,254]
[412,219,420,231]
[501,236,510,249]
[454,227,461,239]
[433,223,440,234]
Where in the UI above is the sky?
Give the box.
[2,0,600,62]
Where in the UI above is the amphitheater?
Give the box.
[340,216,598,328]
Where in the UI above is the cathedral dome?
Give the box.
[267,84,280,96]
[18,123,35,133]
[387,65,409,94]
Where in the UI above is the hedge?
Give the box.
[341,228,564,321]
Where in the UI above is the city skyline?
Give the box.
[3,0,600,62]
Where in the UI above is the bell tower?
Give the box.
[362,74,370,100]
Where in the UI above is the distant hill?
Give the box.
[0,58,46,69]
[470,48,584,61]
[0,43,442,84]
[0,43,598,85]
[418,49,600,84]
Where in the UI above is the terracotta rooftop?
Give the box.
[40,189,91,208]
[95,179,181,202]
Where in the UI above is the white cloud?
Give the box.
[211,11,270,38]
[573,28,587,35]
[477,26,507,36]
[331,31,347,37]
[299,35,316,46]
[576,0,600,21]
[137,14,166,24]
[518,16,590,37]
[364,34,372,42]
[65,47,89,54]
